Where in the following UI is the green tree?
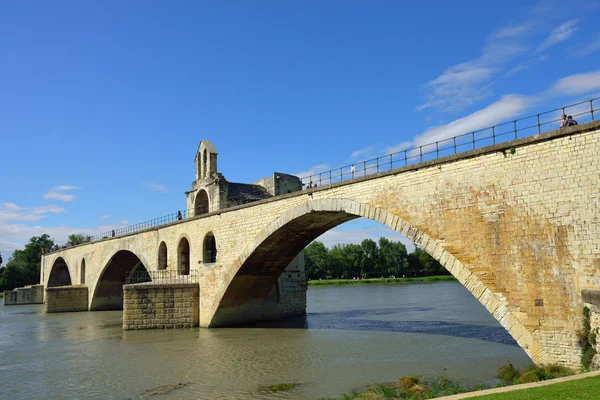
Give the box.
[359,239,380,278]
[0,234,54,291]
[67,233,91,246]
[378,237,408,277]
[304,241,330,280]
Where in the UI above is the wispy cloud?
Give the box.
[403,69,600,157]
[294,164,330,179]
[535,19,581,52]
[98,214,111,220]
[43,185,79,202]
[53,185,79,191]
[44,191,75,202]
[143,182,167,193]
[0,220,130,259]
[383,141,413,156]
[350,146,374,159]
[570,33,600,57]
[0,203,64,222]
[548,69,600,96]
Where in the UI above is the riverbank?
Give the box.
[308,275,455,285]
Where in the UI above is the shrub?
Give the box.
[498,360,520,383]
[398,375,419,391]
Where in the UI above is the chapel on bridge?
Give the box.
[185,140,302,217]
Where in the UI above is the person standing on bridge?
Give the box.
[560,114,567,128]
[565,115,578,127]
[177,210,183,220]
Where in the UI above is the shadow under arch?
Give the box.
[90,250,150,311]
[47,257,72,287]
[208,198,535,361]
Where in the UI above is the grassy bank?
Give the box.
[308,275,455,285]
[469,375,600,399]
[0,292,3,298]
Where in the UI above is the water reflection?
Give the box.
[246,307,517,347]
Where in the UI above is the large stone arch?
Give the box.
[89,249,150,311]
[207,198,536,361]
[47,257,73,287]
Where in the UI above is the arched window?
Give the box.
[80,259,86,284]
[178,237,190,275]
[195,189,209,216]
[158,241,168,270]
[203,232,217,263]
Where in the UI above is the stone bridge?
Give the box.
[40,121,600,368]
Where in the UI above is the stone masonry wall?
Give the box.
[123,283,199,329]
[45,285,89,313]
[259,253,307,321]
[3,285,44,306]
[3,290,17,305]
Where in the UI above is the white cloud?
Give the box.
[490,22,534,40]
[53,185,79,191]
[0,220,132,259]
[294,164,330,180]
[413,95,530,152]
[536,19,581,52]
[43,185,79,202]
[121,220,128,225]
[143,182,167,193]
[548,70,600,96]
[43,191,75,202]
[98,214,111,220]
[2,202,21,210]
[383,141,413,156]
[0,203,64,222]
[570,33,600,57]
[350,146,374,159]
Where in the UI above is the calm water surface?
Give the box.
[0,281,532,399]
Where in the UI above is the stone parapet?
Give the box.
[123,283,199,330]
[45,285,88,313]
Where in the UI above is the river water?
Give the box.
[0,281,531,399]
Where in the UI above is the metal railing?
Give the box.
[125,269,200,285]
[300,97,598,187]
[43,97,598,254]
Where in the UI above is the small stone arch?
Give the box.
[158,241,168,270]
[207,198,535,363]
[195,189,209,216]
[48,257,72,287]
[203,232,217,263]
[80,258,86,284]
[90,249,150,311]
[178,237,190,275]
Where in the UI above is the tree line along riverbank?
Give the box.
[305,238,449,280]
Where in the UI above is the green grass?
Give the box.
[308,275,455,285]
[0,292,3,298]
[469,375,600,399]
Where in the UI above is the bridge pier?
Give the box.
[45,285,89,313]
[3,285,44,305]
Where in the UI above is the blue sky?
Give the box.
[1,0,600,260]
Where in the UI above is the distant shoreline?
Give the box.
[307,275,455,285]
